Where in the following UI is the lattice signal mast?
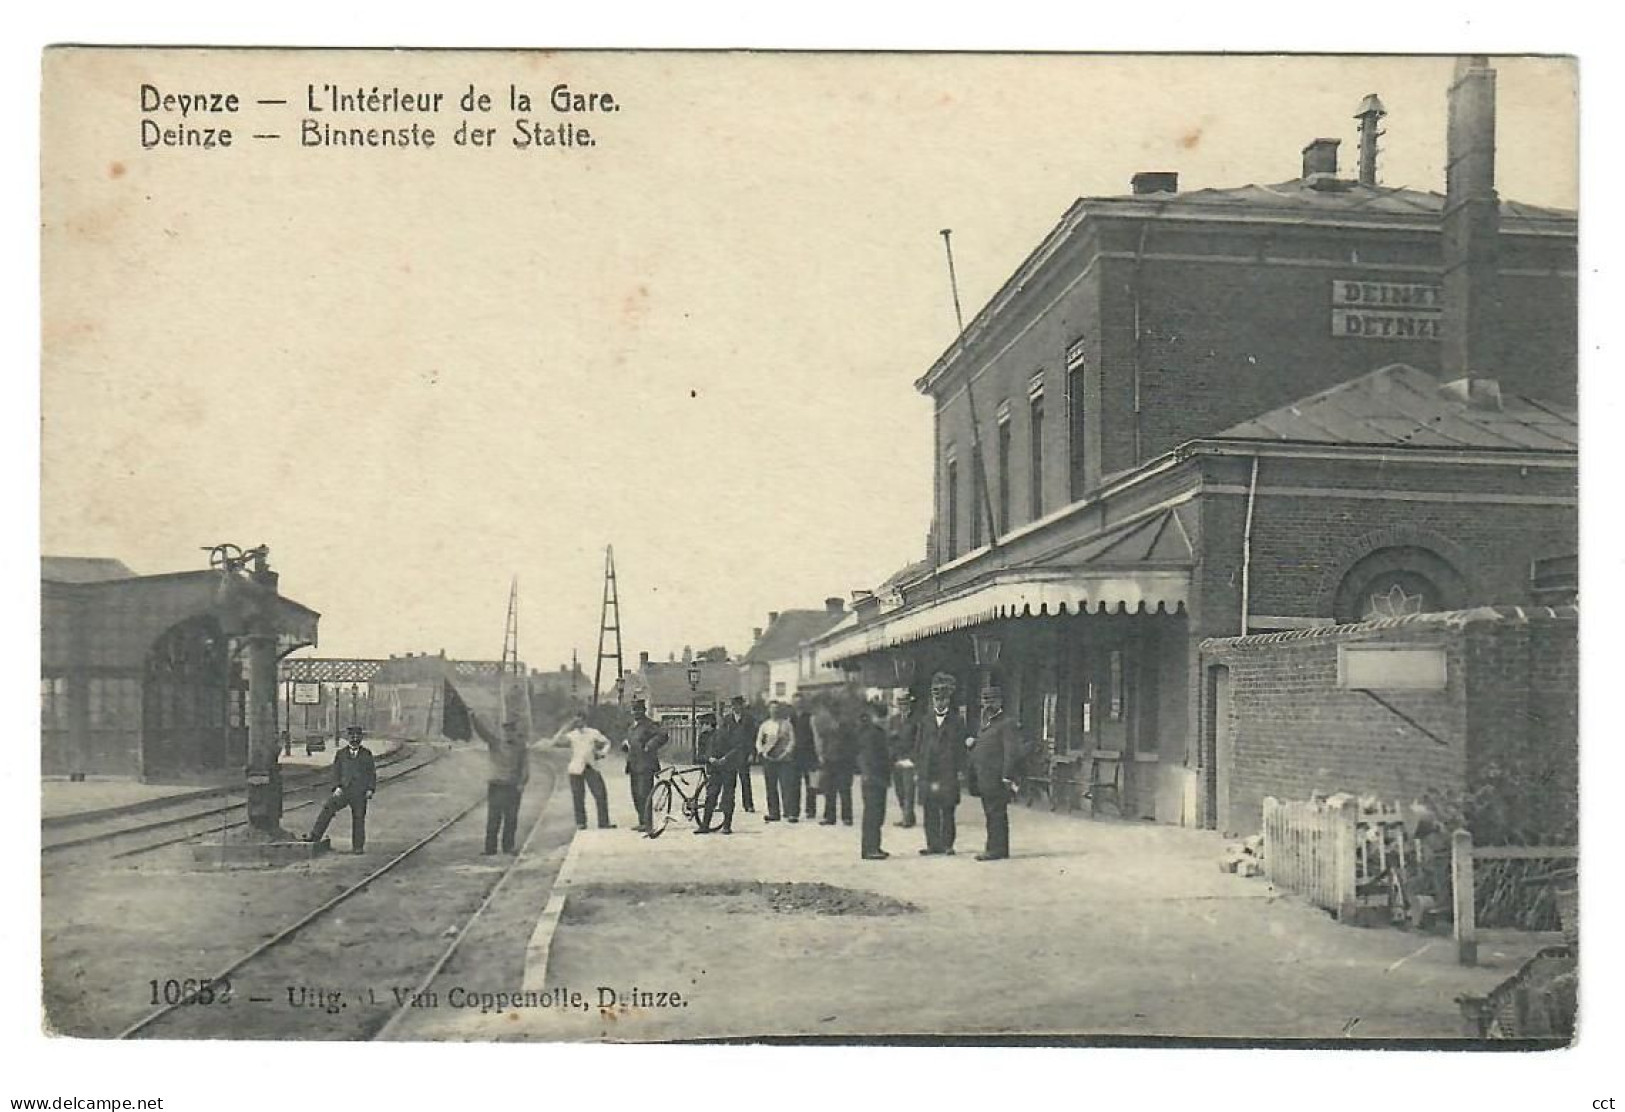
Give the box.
[501,575,522,678]
[592,545,625,708]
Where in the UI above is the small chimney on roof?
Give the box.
[824,597,845,614]
[639,651,650,668]
[1355,93,1387,186]
[752,627,763,642]
[1301,138,1340,179]
[1131,171,1178,195]
[767,611,779,625]
[1439,376,1503,411]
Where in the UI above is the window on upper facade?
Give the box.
[996,416,1012,536]
[1066,340,1088,502]
[774,681,786,697]
[945,457,960,560]
[970,443,985,550]
[1029,392,1045,521]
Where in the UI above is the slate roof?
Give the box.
[740,609,848,665]
[1089,178,1574,228]
[1214,364,1577,451]
[41,557,138,583]
[624,659,742,706]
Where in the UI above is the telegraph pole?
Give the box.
[941,229,1000,550]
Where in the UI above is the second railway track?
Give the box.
[43,743,434,860]
[113,755,567,1041]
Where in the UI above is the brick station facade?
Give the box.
[818,139,1577,830]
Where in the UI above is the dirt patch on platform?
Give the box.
[564,880,918,922]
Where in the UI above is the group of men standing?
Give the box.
[292,669,1024,866]
[683,672,1026,862]
[871,670,1025,862]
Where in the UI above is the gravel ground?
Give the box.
[40,744,570,1040]
[490,803,1567,1044]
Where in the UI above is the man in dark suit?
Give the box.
[969,682,1023,861]
[725,696,757,813]
[697,710,746,835]
[622,698,668,832]
[887,689,918,828]
[790,692,819,820]
[855,698,894,860]
[914,672,969,855]
[306,725,376,853]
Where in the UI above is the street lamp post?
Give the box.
[687,661,701,763]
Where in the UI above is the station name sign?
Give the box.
[1330,279,1442,341]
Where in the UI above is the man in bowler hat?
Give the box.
[306,725,376,853]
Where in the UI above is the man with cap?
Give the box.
[855,697,894,860]
[790,691,820,821]
[754,699,799,821]
[723,695,757,813]
[969,679,1024,861]
[622,698,668,833]
[887,689,918,828]
[306,725,376,853]
[696,708,747,835]
[483,717,530,855]
[913,672,970,855]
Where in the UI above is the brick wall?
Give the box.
[1195,453,1577,622]
[1201,609,1577,838]
[923,211,1575,563]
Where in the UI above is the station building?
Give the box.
[819,64,1578,828]
[42,556,320,780]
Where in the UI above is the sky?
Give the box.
[41,52,1578,670]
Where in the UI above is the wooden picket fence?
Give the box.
[1261,796,1360,919]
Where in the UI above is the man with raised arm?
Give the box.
[553,709,616,831]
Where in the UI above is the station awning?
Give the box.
[821,567,1189,663]
[821,506,1194,664]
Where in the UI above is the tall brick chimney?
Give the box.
[1441,56,1501,385]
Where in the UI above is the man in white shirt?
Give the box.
[755,700,799,822]
[552,711,616,831]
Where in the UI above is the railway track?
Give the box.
[43,744,434,860]
[114,757,566,1041]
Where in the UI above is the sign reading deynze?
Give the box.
[292,681,323,705]
[1330,280,1441,341]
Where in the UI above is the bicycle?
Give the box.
[645,762,728,838]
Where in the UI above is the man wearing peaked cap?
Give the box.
[911,671,969,855]
[969,680,1024,861]
[622,698,668,833]
[887,688,918,828]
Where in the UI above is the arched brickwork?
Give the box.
[1314,524,1479,618]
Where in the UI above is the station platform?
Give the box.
[41,737,406,823]
[470,793,1562,1043]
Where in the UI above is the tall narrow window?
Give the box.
[970,443,985,550]
[1066,339,1088,501]
[1029,392,1045,520]
[996,411,1012,536]
[945,457,960,561]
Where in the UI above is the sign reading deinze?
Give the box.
[1331,280,1442,341]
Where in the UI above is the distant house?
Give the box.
[530,662,589,700]
[621,653,741,725]
[738,599,850,704]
